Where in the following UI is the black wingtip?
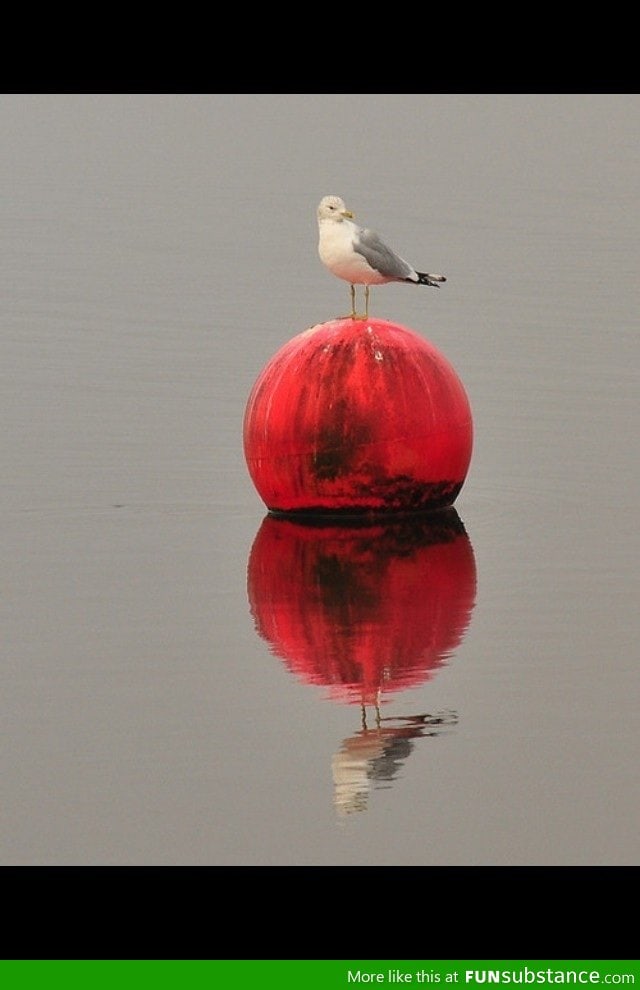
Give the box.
[416,272,447,287]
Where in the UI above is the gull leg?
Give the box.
[338,285,357,320]
[364,285,370,319]
[349,284,368,321]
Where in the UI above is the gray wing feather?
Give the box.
[353,227,414,279]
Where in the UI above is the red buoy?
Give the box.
[248,511,477,706]
[243,317,472,515]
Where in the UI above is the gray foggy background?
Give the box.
[2,93,638,864]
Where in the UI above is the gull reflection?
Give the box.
[332,710,458,817]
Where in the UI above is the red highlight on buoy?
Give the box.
[243,318,473,515]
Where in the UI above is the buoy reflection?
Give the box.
[247,509,477,707]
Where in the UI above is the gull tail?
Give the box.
[416,272,447,287]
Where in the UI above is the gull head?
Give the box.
[317,195,354,223]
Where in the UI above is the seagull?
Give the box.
[317,195,446,320]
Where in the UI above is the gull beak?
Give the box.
[341,210,354,219]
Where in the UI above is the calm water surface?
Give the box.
[2,94,638,865]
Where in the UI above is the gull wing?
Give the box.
[353,226,415,280]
